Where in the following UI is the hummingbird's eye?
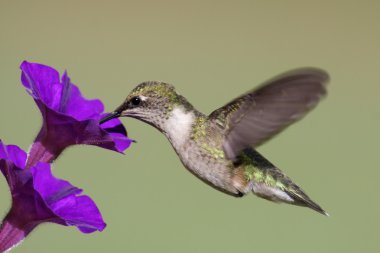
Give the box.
[131,96,141,106]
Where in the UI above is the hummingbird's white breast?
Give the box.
[164,106,195,149]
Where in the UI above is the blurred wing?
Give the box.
[209,68,329,160]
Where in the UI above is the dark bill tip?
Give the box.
[99,111,121,124]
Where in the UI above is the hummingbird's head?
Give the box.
[100,81,193,130]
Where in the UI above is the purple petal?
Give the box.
[31,165,106,233]
[0,141,7,159]
[21,61,105,121]
[31,163,82,204]
[20,61,61,104]
[0,141,26,169]
[51,195,106,233]
[99,116,133,152]
[6,145,27,169]
[62,80,104,121]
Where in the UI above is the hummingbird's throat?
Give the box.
[164,106,195,148]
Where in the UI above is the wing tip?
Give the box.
[275,67,330,100]
[273,67,329,84]
[289,67,330,85]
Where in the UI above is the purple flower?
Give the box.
[0,141,105,252]
[20,61,132,168]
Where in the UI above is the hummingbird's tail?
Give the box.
[283,187,329,216]
[240,149,328,216]
[250,178,328,216]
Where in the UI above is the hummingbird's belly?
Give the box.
[177,142,239,195]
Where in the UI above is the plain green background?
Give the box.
[0,0,378,252]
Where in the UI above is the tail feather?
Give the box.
[285,189,329,216]
[241,148,328,216]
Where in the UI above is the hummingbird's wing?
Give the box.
[208,68,329,160]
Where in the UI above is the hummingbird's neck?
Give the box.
[163,105,200,149]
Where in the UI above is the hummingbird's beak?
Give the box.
[99,111,121,124]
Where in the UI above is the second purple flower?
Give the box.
[0,141,106,252]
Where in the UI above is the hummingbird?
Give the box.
[100,68,329,215]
